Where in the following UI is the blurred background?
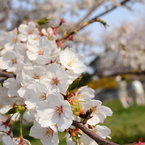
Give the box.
[1,0,145,144]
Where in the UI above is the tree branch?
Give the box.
[56,18,108,42]
[71,1,104,31]
[0,70,15,83]
[0,70,14,78]
[92,0,130,19]
[72,120,118,145]
[87,70,145,79]
[56,0,131,42]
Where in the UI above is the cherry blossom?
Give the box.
[84,100,113,125]
[21,65,46,85]
[40,63,68,94]
[81,125,111,145]
[0,21,113,145]
[19,82,49,109]
[3,78,21,97]
[18,22,39,42]
[0,51,24,72]
[76,86,95,102]
[36,93,73,132]
[59,48,86,74]
[1,135,14,145]
[30,122,58,145]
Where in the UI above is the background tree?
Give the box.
[90,17,145,77]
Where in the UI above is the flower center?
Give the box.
[39,93,46,100]
[45,128,54,137]
[67,59,74,67]
[90,106,97,113]
[28,30,33,34]
[52,78,59,85]
[56,105,63,115]
[12,37,17,42]
[33,74,39,79]
[11,58,17,64]
[38,49,44,55]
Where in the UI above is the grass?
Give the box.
[103,98,145,144]
[1,98,145,145]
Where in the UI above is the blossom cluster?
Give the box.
[93,20,145,76]
[0,21,112,145]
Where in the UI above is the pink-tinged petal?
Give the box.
[18,24,28,33]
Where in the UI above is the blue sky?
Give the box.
[87,2,145,54]
[73,2,145,72]
[92,2,145,34]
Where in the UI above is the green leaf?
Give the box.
[67,76,82,91]
[6,105,25,115]
[36,18,49,25]
[96,18,109,28]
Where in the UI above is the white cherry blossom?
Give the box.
[1,135,14,145]
[18,22,39,42]
[76,86,95,102]
[27,34,40,45]
[12,137,31,145]
[3,78,21,97]
[27,36,59,65]
[36,93,73,132]
[41,27,56,40]
[20,82,49,109]
[30,122,58,145]
[15,43,29,63]
[0,121,11,141]
[59,48,86,74]
[40,63,68,94]
[84,100,113,125]
[1,28,18,55]
[0,20,113,145]
[81,125,111,145]
[21,65,46,84]
[0,50,24,72]
[0,86,15,113]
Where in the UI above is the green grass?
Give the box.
[103,98,145,144]
[1,98,145,145]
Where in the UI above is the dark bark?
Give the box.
[72,120,119,145]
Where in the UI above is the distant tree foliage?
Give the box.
[90,17,145,77]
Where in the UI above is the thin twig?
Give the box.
[84,70,145,79]
[96,71,145,78]
[56,18,108,42]
[0,70,14,78]
[92,0,130,19]
[72,1,104,31]
[72,120,119,145]
[56,0,130,42]
[0,70,15,83]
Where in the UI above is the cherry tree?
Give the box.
[90,17,145,77]
[0,0,145,145]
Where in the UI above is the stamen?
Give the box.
[56,105,63,115]
[52,78,59,85]
[38,49,44,55]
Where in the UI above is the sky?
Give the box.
[91,2,145,35]
[86,2,145,41]
[75,2,145,73]
[86,3,144,53]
